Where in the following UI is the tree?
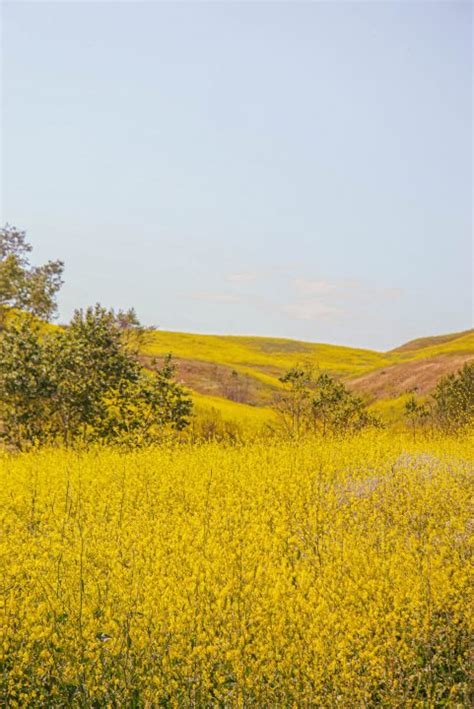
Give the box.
[0,304,192,449]
[275,366,313,436]
[0,317,53,449]
[0,224,64,322]
[45,305,192,445]
[112,307,155,353]
[43,305,140,444]
[432,363,474,433]
[403,394,430,441]
[99,355,193,445]
[275,365,380,437]
[309,372,380,435]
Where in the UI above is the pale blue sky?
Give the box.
[2,1,472,350]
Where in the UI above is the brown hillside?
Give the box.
[391,329,473,353]
[139,328,474,418]
[348,352,474,400]
[141,355,274,406]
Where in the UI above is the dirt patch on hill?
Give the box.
[347,353,474,400]
[140,355,274,405]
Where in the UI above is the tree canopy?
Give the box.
[275,365,380,436]
[0,306,192,450]
[0,224,64,322]
[432,362,474,433]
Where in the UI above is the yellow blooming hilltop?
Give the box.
[1,432,473,706]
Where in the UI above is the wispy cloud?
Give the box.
[183,275,403,326]
[281,277,350,322]
[293,278,338,296]
[185,291,247,305]
[283,300,343,321]
[292,277,362,297]
[225,272,258,283]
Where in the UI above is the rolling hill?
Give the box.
[140,328,474,426]
[8,308,471,427]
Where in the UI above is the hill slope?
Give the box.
[141,328,474,424]
[390,329,474,354]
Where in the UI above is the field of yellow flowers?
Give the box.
[1,433,473,706]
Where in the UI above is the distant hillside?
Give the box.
[350,330,474,400]
[6,310,472,427]
[348,352,474,399]
[391,329,473,353]
[140,328,474,425]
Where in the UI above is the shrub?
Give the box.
[275,366,380,436]
[433,362,474,433]
[0,306,192,449]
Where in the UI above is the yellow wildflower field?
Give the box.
[1,433,473,706]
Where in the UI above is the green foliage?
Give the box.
[0,225,64,322]
[0,305,192,449]
[0,317,52,449]
[403,364,474,436]
[99,355,194,445]
[43,305,142,444]
[310,372,381,435]
[403,394,430,441]
[432,362,474,433]
[276,365,380,436]
[111,306,155,353]
[276,366,313,436]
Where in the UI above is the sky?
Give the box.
[1,0,472,351]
